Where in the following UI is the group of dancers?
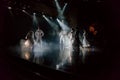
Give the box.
[20,0,90,69]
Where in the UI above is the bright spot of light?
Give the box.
[24,52,30,60]
[24,40,30,47]
[22,10,25,12]
[8,6,12,10]
[56,64,60,69]
[33,13,36,15]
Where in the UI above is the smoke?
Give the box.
[32,40,60,57]
[18,27,75,69]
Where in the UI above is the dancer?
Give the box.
[82,30,90,48]
[20,31,35,60]
[57,28,74,69]
[34,28,44,45]
[32,28,44,64]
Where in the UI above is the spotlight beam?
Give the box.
[43,15,59,31]
[56,18,70,31]
[55,0,61,13]
[33,13,38,29]
[22,10,31,17]
[54,0,68,24]
[8,6,14,15]
[61,3,67,15]
[54,0,67,14]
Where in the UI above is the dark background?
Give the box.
[0,0,119,80]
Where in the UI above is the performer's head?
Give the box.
[35,28,44,40]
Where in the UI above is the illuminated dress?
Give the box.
[32,28,44,64]
[33,28,44,54]
[34,28,44,46]
[56,29,74,69]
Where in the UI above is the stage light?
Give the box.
[21,10,31,17]
[24,40,31,47]
[42,14,45,17]
[22,9,25,12]
[57,18,70,31]
[33,13,36,15]
[62,3,67,13]
[8,6,12,10]
[43,15,59,31]
[50,17,53,19]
